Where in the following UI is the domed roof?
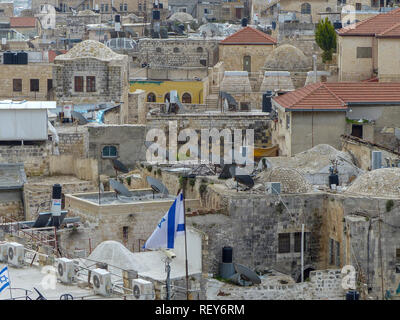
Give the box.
[168,12,194,23]
[256,167,313,193]
[346,168,400,198]
[55,40,126,62]
[263,44,311,71]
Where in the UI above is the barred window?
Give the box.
[30,79,39,92]
[86,76,96,92]
[102,145,118,158]
[74,76,83,92]
[278,233,291,253]
[13,79,22,92]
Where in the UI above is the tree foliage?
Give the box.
[315,18,337,62]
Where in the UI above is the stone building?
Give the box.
[53,40,130,106]
[219,26,277,74]
[271,82,400,156]
[10,17,41,39]
[337,8,400,82]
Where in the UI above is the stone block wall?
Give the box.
[0,199,24,221]
[58,131,89,157]
[0,143,51,177]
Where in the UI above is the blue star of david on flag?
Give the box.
[0,266,10,293]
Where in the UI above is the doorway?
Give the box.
[243,55,251,73]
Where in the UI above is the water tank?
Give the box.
[346,290,359,300]
[222,246,233,263]
[329,174,339,188]
[52,184,62,200]
[241,18,248,27]
[153,10,160,20]
[17,51,28,65]
[3,51,14,64]
[262,91,272,113]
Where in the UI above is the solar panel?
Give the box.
[32,212,51,228]
[48,210,68,227]
[110,179,132,197]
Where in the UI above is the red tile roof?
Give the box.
[220,26,277,45]
[273,82,400,111]
[48,50,67,63]
[337,8,400,37]
[10,17,37,28]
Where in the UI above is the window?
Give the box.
[357,47,372,58]
[326,7,332,12]
[197,47,203,53]
[204,8,212,14]
[86,76,96,92]
[335,241,340,267]
[173,47,180,53]
[13,79,22,92]
[120,3,123,11]
[278,233,290,253]
[147,92,156,102]
[138,3,142,11]
[101,4,104,12]
[351,124,363,139]
[294,232,303,252]
[47,79,53,92]
[178,7,187,13]
[164,92,170,102]
[200,59,207,66]
[105,4,109,12]
[123,226,129,242]
[102,145,118,158]
[124,3,128,11]
[301,3,311,14]
[74,76,84,92]
[182,93,192,104]
[355,2,361,10]
[329,238,335,265]
[30,79,39,92]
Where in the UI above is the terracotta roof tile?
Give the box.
[220,26,277,45]
[337,8,400,37]
[10,17,37,28]
[273,82,400,111]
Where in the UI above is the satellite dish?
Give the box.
[234,263,261,284]
[110,179,132,197]
[146,176,169,195]
[111,159,129,174]
[71,111,88,125]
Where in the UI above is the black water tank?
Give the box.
[222,246,233,263]
[153,10,160,20]
[241,18,248,27]
[115,14,121,23]
[3,51,14,64]
[346,290,359,300]
[52,184,62,200]
[329,174,339,188]
[262,91,273,113]
[17,51,28,64]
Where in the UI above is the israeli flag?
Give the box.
[144,192,185,249]
[0,266,10,294]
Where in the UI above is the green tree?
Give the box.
[315,18,337,63]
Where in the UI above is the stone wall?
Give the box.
[58,131,88,157]
[0,143,51,177]
[0,190,24,221]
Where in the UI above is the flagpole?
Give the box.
[180,187,190,300]
[7,264,12,300]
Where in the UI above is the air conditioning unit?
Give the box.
[57,257,75,284]
[0,243,8,262]
[266,182,281,194]
[132,279,154,300]
[92,268,112,296]
[7,242,24,267]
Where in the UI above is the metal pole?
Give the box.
[165,257,171,300]
[301,223,304,283]
[181,187,190,300]
[7,264,13,300]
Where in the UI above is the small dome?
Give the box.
[346,168,400,198]
[256,167,313,193]
[168,12,194,23]
[55,40,125,62]
[263,44,311,71]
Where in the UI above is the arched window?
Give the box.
[196,47,203,53]
[102,145,118,158]
[147,92,156,102]
[301,3,311,14]
[164,92,170,102]
[182,93,192,104]
[173,47,180,53]
[326,7,332,12]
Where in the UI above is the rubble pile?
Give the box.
[256,167,313,193]
[346,168,400,198]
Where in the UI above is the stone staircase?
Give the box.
[205,94,219,110]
